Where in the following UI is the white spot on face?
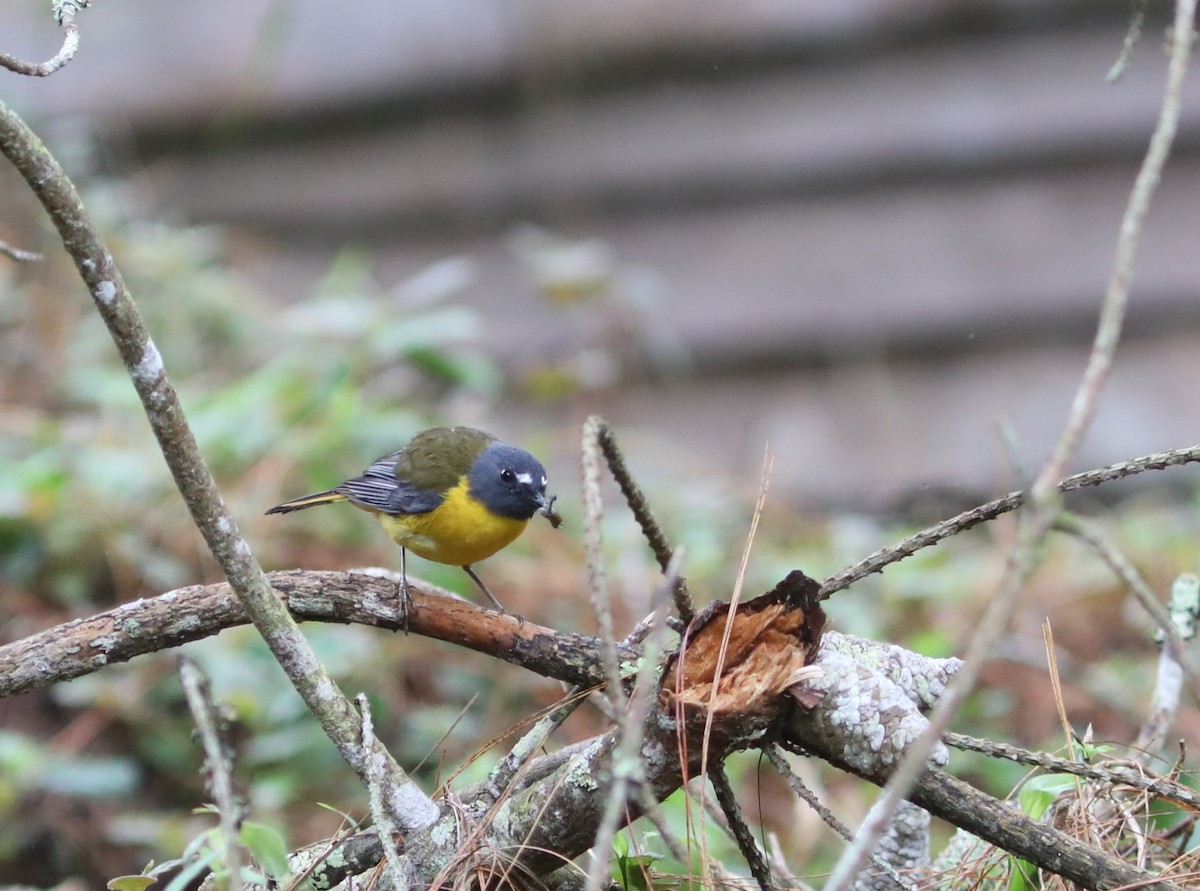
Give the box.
[132,341,164,387]
[95,280,117,304]
[541,475,548,488]
[515,472,533,485]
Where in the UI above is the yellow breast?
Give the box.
[375,477,530,566]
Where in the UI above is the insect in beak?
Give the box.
[539,493,563,528]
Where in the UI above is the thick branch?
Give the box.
[917,772,1176,891]
[0,570,628,699]
[782,653,1184,891]
[10,575,1175,890]
[455,630,1178,891]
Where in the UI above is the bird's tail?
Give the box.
[265,490,348,515]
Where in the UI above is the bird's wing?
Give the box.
[335,454,444,516]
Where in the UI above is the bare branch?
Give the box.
[1034,0,1197,505]
[358,693,409,889]
[178,657,244,891]
[234,620,1179,891]
[0,0,86,77]
[589,416,694,621]
[783,643,1185,891]
[584,554,682,891]
[907,771,1181,891]
[0,238,43,262]
[944,732,1200,810]
[709,762,775,891]
[580,415,629,711]
[0,570,638,699]
[1055,515,1200,704]
[1107,0,1151,82]
[7,570,1166,891]
[821,443,1200,597]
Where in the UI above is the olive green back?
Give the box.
[391,426,495,491]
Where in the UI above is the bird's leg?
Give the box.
[396,548,412,632]
[462,565,506,611]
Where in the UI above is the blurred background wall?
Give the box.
[6,0,1200,511]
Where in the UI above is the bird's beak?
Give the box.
[538,492,563,528]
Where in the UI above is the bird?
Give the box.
[266,426,561,619]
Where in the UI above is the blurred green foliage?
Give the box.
[2,206,504,597]
[2,177,1199,889]
[0,179,523,883]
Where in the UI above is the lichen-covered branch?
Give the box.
[0,570,633,699]
[18,572,1167,890]
[0,0,85,76]
[783,637,1182,891]
[178,657,244,891]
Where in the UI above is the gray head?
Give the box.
[467,442,549,520]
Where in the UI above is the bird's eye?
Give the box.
[500,468,517,484]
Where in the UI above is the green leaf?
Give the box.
[163,844,219,891]
[239,820,290,880]
[1017,774,1076,820]
[1007,855,1039,891]
[612,832,663,891]
[107,876,157,891]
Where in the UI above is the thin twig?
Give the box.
[709,762,775,891]
[763,746,916,891]
[0,0,85,76]
[1109,0,1152,82]
[823,1,1197,884]
[485,686,591,799]
[766,746,856,844]
[581,415,630,714]
[592,417,695,622]
[585,553,683,891]
[821,443,1200,597]
[1136,573,1200,756]
[0,239,43,262]
[358,693,408,890]
[178,656,244,891]
[1055,513,1200,702]
[943,732,1200,809]
[1035,0,1195,504]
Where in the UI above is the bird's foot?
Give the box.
[396,579,413,634]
